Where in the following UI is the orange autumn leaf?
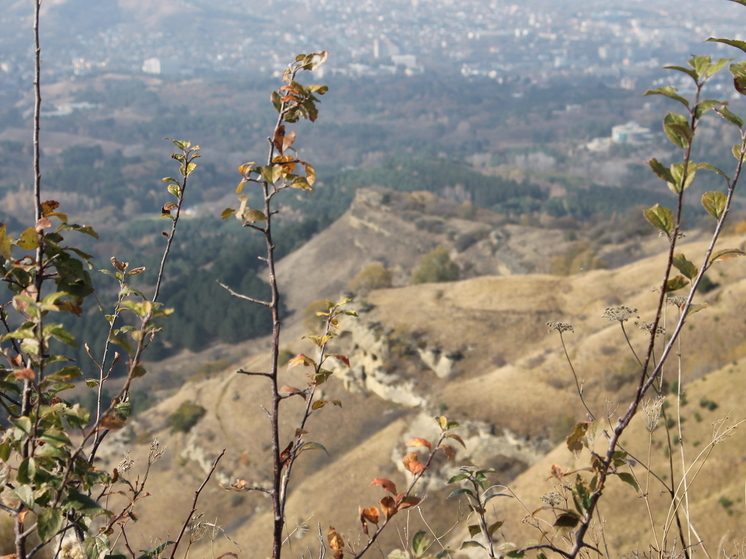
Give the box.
[402,452,426,475]
[406,437,432,450]
[287,353,315,369]
[360,506,380,525]
[13,368,35,381]
[371,477,397,495]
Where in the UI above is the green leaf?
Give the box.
[715,105,744,128]
[44,323,77,347]
[17,458,36,484]
[448,487,476,500]
[412,530,429,556]
[167,184,181,198]
[447,473,470,484]
[137,542,175,559]
[566,422,589,453]
[16,227,39,250]
[664,65,698,82]
[0,224,11,259]
[553,511,581,528]
[644,86,689,108]
[14,485,35,508]
[701,191,728,219]
[668,162,696,193]
[67,488,105,515]
[707,37,746,55]
[649,158,674,183]
[220,207,235,220]
[663,112,692,148]
[665,275,689,293]
[487,521,504,536]
[695,99,724,118]
[643,204,675,237]
[730,61,746,95]
[616,472,640,492]
[460,541,486,550]
[37,508,63,542]
[468,524,481,537]
[672,253,698,280]
[299,441,329,455]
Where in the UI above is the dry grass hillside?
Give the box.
[93,221,746,556]
[275,187,675,314]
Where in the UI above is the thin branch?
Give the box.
[169,449,226,559]
[217,280,271,306]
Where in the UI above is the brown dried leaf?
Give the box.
[272,124,286,153]
[327,526,344,559]
[111,257,127,271]
[100,414,127,430]
[287,353,315,369]
[41,200,60,216]
[441,444,457,461]
[380,496,397,519]
[371,478,397,495]
[280,385,304,396]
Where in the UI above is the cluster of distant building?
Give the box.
[586,121,653,152]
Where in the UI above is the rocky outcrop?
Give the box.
[335,315,464,407]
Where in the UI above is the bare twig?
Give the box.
[217,280,271,306]
[169,449,226,559]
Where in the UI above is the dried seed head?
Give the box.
[643,396,665,432]
[602,305,638,322]
[547,320,574,334]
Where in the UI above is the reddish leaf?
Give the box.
[279,385,304,396]
[406,437,432,450]
[397,495,421,511]
[371,478,397,495]
[441,444,457,461]
[331,354,351,367]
